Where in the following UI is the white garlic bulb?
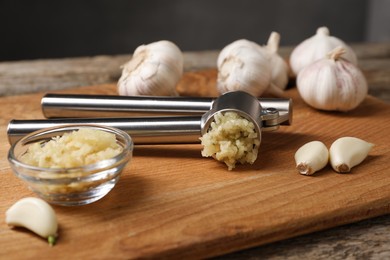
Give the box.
[216,39,283,97]
[297,46,368,112]
[330,137,373,173]
[264,32,289,90]
[217,39,271,97]
[118,40,183,96]
[290,27,358,76]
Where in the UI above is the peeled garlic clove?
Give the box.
[6,197,58,245]
[265,32,289,90]
[294,141,329,175]
[297,46,368,112]
[216,39,272,97]
[330,137,373,173]
[118,40,183,96]
[290,27,358,76]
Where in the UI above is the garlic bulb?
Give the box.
[118,40,183,96]
[297,46,368,112]
[264,32,289,90]
[217,39,271,96]
[6,197,58,246]
[216,39,283,97]
[290,27,358,76]
[330,137,373,173]
[294,141,329,175]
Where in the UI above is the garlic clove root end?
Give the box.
[296,162,316,176]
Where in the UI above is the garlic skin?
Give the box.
[294,141,329,175]
[290,27,358,76]
[297,47,368,112]
[6,197,58,245]
[118,40,183,96]
[330,137,373,173]
[217,39,271,97]
[265,32,289,90]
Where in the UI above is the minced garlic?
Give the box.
[200,112,260,170]
[21,128,123,168]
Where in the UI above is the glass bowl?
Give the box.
[8,124,133,206]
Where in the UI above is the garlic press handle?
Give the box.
[41,94,212,118]
[7,117,202,145]
[41,94,292,125]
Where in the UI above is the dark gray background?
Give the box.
[0,0,389,61]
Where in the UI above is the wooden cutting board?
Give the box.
[0,69,389,259]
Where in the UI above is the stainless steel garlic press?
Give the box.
[7,91,292,145]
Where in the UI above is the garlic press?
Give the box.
[7,91,292,145]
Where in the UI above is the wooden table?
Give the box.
[0,43,389,259]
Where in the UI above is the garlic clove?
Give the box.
[329,137,373,173]
[216,39,272,97]
[290,26,358,76]
[265,32,289,90]
[294,141,329,175]
[6,197,58,246]
[118,40,183,96]
[296,46,368,112]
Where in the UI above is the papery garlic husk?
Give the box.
[217,39,283,97]
[290,27,358,76]
[329,137,373,173]
[294,141,329,175]
[264,32,289,90]
[118,40,183,96]
[297,46,368,112]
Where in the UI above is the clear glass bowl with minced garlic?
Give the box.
[8,125,133,206]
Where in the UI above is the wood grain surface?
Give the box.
[0,70,389,259]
